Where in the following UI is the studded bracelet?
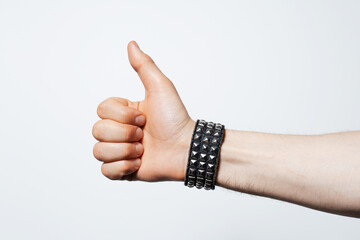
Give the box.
[184,119,225,190]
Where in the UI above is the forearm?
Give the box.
[216,129,360,217]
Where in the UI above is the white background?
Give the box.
[1,0,359,239]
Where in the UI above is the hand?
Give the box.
[92,41,195,182]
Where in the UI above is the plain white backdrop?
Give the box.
[1,0,359,239]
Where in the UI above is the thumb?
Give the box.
[127,41,174,92]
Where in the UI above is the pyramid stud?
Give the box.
[198,161,206,169]
[188,168,196,176]
[191,151,198,158]
[212,138,219,145]
[207,163,215,172]
[192,141,200,150]
[205,129,213,135]
[198,169,205,178]
[196,126,204,133]
[208,155,216,163]
[202,143,209,151]
[210,146,218,154]
[203,137,210,144]
[213,131,221,137]
[189,159,197,166]
[199,153,207,160]
[193,134,201,141]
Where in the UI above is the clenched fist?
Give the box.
[92,41,195,182]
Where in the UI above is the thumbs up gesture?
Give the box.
[92,41,195,182]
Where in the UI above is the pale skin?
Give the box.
[92,41,360,218]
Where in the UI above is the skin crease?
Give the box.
[93,41,360,218]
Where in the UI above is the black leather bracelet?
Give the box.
[184,119,225,190]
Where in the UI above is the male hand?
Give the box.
[92,41,195,182]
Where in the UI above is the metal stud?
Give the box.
[215,123,222,130]
[192,141,200,150]
[205,129,212,135]
[204,179,212,190]
[203,137,210,144]
[198,169,205,178]
[205,171,214,180]
[196,126,204,133]
[196,182,203,189]
[210,146,218,154]
[189,159,197,166]
[188,176,196,187]
[207,122,215,129]
[198,120,206,126]
[207,163,215,172]
[193,133,201,141]
[188,176,196,181]
[202,143,209,151]
[205,179,213,189]
[208,155,216,163]
[212,137,219,145]
[191,151,198,158]
[199,153,207,160]
[188,168,196,176]
[196,177,204,189]
[198,161,206,169]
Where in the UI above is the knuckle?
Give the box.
[93,143,103,160]
[123,160,139,175]
[123,144,133,158]
[101,164,118,180]
[97,98,115,117]
[134,54,155,72]
[122,161,132,175]
[100,164,108,177]
[141,55,155,71]
[144,54,154,65]
[108,97,123,102]
[97,100,107,117]
[124,126,135,140]
[92,120,105,140]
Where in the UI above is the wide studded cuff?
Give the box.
[184,119,225,190]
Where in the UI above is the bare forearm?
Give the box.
[215,130,360,217]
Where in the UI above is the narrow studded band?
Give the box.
[184,119,225,190]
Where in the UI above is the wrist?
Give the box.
[172,118,196,181]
